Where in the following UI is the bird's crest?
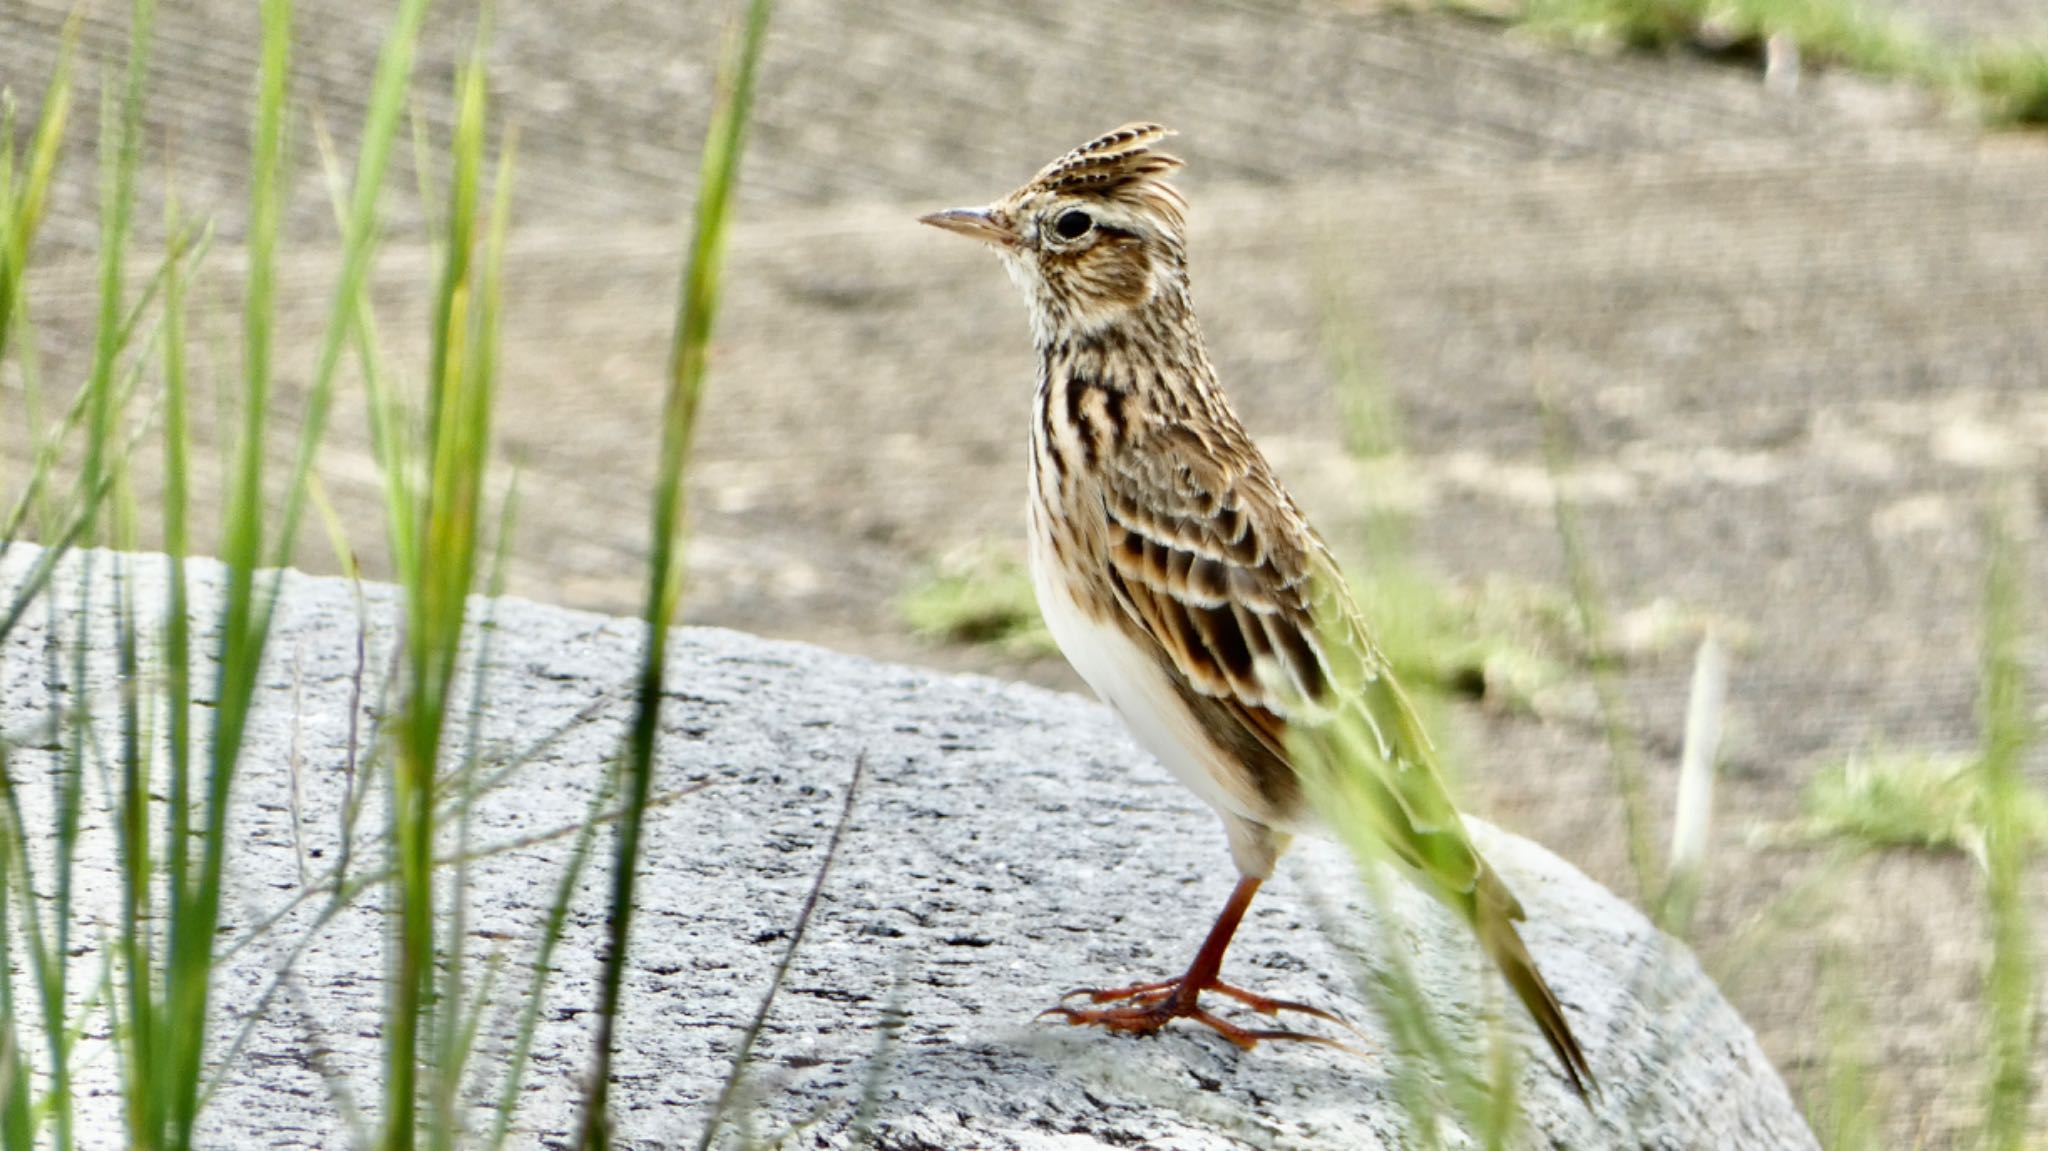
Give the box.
[1026,123,1187,230]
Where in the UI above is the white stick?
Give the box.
[1670,634,1729,879]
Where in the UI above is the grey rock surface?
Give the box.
[2,544,1814,1149]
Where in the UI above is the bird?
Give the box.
[918,123,1594,1098]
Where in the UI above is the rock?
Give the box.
[0,545,1815,1149]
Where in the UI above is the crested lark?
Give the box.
[920,124,1594,1096]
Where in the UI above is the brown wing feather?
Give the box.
[1094,417,1597,1098]
[1100,424,1351,740]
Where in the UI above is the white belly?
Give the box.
[1027,525,1262,825]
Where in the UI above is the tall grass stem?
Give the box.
[576,2,772,1145]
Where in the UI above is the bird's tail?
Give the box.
[1470,865,1597,1101]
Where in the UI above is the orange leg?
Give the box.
[1039,876,1366,1053]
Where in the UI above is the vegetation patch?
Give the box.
[1442,0,2048,127]
[1802,748,2048,861]
[901,544,1058,658]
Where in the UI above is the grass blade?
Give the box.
[0,12,76,370]
[695,755,865,1151]
[485,768,613,1151]
[0,743,37,1151]
[381,30,504,1148]
[148,199,198,1148]
[1978,492,2035,1151]
[159,4,288,1145]
[576,2,773,1145]
[264,0,433,581]
[1536,381,1661,906]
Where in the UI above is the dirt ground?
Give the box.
[5,0,2048,1144]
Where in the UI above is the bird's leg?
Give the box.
[1039,876,1364,1052]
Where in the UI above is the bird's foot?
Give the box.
[1037,975,1367,1053]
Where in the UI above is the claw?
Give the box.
[1040,974,1371,1056]
[1060,978,1177,1005]
[1039,876,1372,1058]
[1064,974,1179,1003]
[1202,982,1371,1044]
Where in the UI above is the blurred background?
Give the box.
[5,0,2047,1144]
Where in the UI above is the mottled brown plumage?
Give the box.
[921,123,1594,1096]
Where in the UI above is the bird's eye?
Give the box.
[1052,209,1094,241]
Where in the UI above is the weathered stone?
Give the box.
[1,544,1814,1148]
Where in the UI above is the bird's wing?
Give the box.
[1096,420,1483,898]
[1098,420,1599,1098]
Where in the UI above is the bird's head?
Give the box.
[920,123,1190,342]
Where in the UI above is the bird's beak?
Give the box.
[918,205,1016,247]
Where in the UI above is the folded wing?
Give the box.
[1095,418,1595,1097]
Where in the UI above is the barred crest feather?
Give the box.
[1028,122,1188,231]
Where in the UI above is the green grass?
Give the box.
[376,25,509,1151]
[0,15,74,377]
[1802,748,2048,860]
[1779,499,2041,1147]
[1522,0,1929,70]
[1972,41,2048,126]
[1352,570,1572,710]
[1315,871,1526,1150]
[1810,944,1880,1151]
[1518,0,1703,52]
[1480,0,2048,127]
[0,0,775,1146]
[1975,494,2035,1151]
[1536,385,1664,911]
[902,544,1058,658]
[576,1,772,1147]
